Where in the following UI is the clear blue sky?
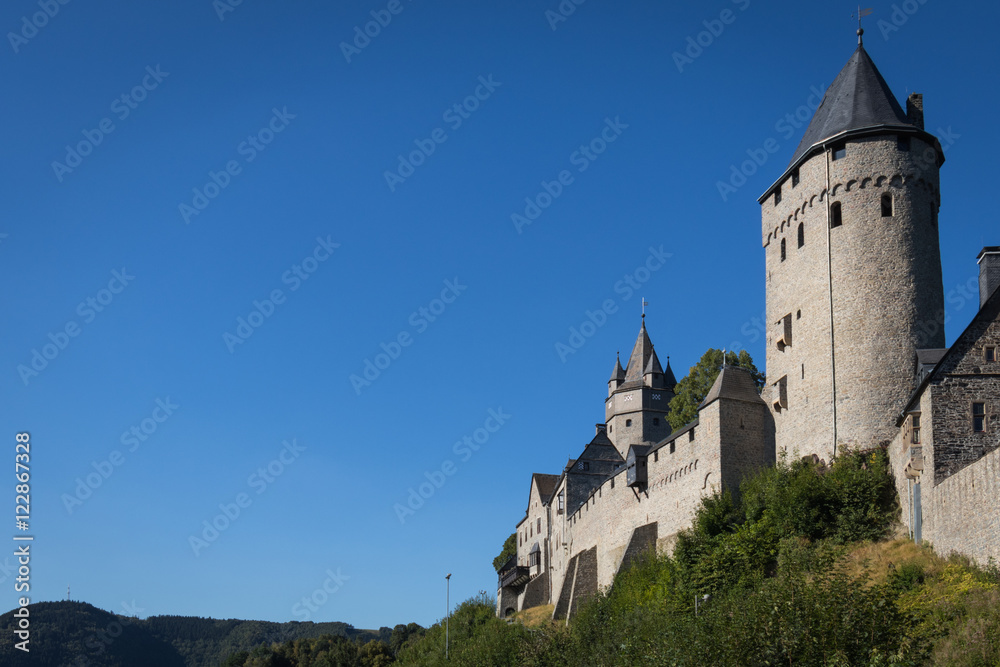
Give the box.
[2,0,997,631]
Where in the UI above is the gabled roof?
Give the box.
[699,365,764,409]
[897,283,1000,424]
[531,473,561,504]
[623,318,654,385]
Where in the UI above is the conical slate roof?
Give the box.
[623,318,654,384]
[788,44,913,168]
[664,358,677,389]
[609,353,626,382]
[643,347,663,376]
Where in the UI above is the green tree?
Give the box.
[493,533,517,572]
[667,349,764,429]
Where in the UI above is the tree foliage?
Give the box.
[492,533,517,572]
[667,348,765,429]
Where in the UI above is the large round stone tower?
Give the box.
[758,32,946,461]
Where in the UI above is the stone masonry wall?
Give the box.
[922,446,1000,565]
[763,134,944,462]
[549,401,726,605]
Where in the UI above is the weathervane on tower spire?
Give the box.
[853,6,872,44]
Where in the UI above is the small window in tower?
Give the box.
[688,428,695,442]
[881,194,893,217]
[537,518,541,533]
[791,168,800,187]
[911,414,921,444]
[625,419,632,427]
[797,223,804,248]
[984,346,995,362]
[831,202,842,228]
[780,238,786,261]
[832,142,846,160]
[653,417,659,426]
[558,491,564,512]
[898,135,911,151]
[774,186,782,206]
[608,424,612,433]
[669,442,675,454]
[801,364,805,379]
[654,451,659,462]
[796,309,801,319]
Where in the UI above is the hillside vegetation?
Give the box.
[379,449,1000,666]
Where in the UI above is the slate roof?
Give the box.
[699,365,765,409]
[623,318,654,386]
[664,358,677,389]
[788,44,913,168]
[760,41,943,203]
[531,473,561,503]
[644,348,664,376]
[609,353,626,382]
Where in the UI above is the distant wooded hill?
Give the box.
[0,600,395,667]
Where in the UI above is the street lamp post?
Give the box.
[445,573,451,660]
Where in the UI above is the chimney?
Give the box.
[978,246,1000,308]
[907,93,924,130]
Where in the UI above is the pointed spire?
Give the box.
[643,347,663,376]
[664,356,677,389]
[624,318,654,384]
[609,351,625,382]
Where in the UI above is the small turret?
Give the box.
[608,353,625,397]
[643,347,665,388]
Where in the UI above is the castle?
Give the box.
[497,32,1000,620]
